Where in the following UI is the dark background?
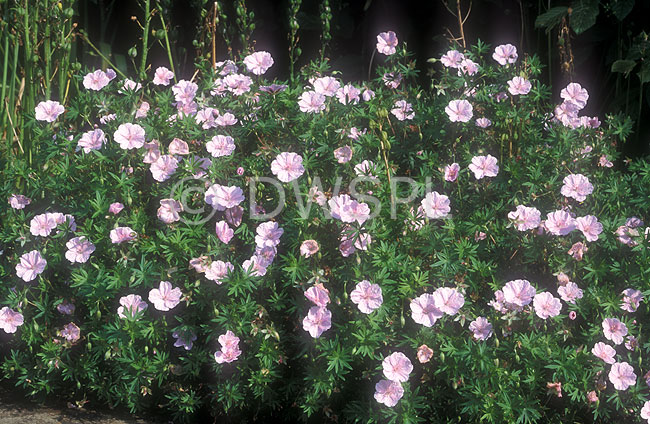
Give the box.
[79,0,650,156]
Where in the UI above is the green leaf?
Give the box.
[609,0,634,21]
[570,0,599,34]
[535,6,569,32]
[611,59,637,73]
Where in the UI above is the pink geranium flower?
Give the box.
[507,76,532,95]
[212,185,245,209]
[492,44,518,65]
[468,154,499,179]
[298,91,326,113]
[59,322,80,342]
[15,250,47,282]
[153,66,174,85]
[561,174,593,202]
[313,76,341,97]
[216,112,238,127]
[172,330,197,350]
[83,70,111,90]
[169,138,189,155]
[458,58,479,76]
[271,152,305,182]
[172,80,198,105]
[336,84,361,105]
[608,362,636,391]
[440,49,464,68]
[475,117,492,128]
[391,100,415,120]
[621,288,643,313]
[302,306,332,338]
[576,215,603,242]
[9,194,30,209]
[560,82,589,109]
[65,237,95,263]
[533,292,562,319]
[30,213,58,237]
[374,379,404,407]
[382,352,413,382]
[350,280,383,314]
[567,241,587,260]
[410,293,443,326]
[117,294,148,319]
[421,191,450,219]
[114,123,146,150]
[445,99,473,122]
[508,205,541,231]
[503,279,536,307]
[150,155,179,182]
[35,100,65,122]
[592,342,616,364]
[109,202,124,214]
[641,401,650,422]
[469,317,493,341]
[305,283,330,307]
[603,318,628,345]
[157,199,182,224]
[148,281,182,311]
[243,51,274,75]
[205,260,234,284]
[206,135,236,157]
[0,307,24,333]
[215,220,234,244]
[78,129,105,153]
[109,226,137,243]
[417,345,434,363]
[557,282,583,304]
[376,31,398,55]
[214,330,242,363]
[444,163,460,182]
[334,146,353,163]
[300,240,320,258]
[432,287,464,315]
[545,210,576,235]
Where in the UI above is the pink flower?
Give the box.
[119,78,142,93]
[444,163,460,182]
[608,361,636,390]
[142,141,161,164]
[135,101,149,118]
[469,317,493,340]
[271,152,305,182]
[172,80,198,105]
[114,123,145,150]
[205,260,234,284]
[625,336,638,351]
[65,236,95,263]
[508,205,541,231]
[350,280,383,314]
[29,213,58,237]
[300,240,320,258]
[77,129,105,153]
[305,284,330,307]
[336,84,361,105]
[569,311,577,320]
[35,100,65,122]
[83,70,111,90]
[576,215,602,242]
[561,174,593,202]
[150,155,179,182]
[533,292,562,319]
[391,100,415,120]
[354,160,377,179]
[458,58,479,76]
[417,345,434,363]
[376,31,398,55]
[157,199,182,224]
[440,50,464,68]
[621,288,643,313]
[374,379,404,407]
[334,146,352,163]
[216,112,238,127]
[117,294,148,319]
[223,73,252,95]
[100,113,116,124]
[599,155,613,168]
[169,138,189,155]
[148,281,182,311]
[567,241,587,260]
[225,206,244,227]
[445,100,473,122]
[421,191,451,219]
[642,401,650,422]
[475,117,491,128]
[432,287,464,315]
[492,44,518,65]
[507,76,532,95]
[109,202,124,214]
[313,76,341,97]
[215,221,234,244]
[215,60,238,75]
[298,91,326,113]
[468,154,498,179]
[545,210,576,235]
[557,282,583,304]
[362,88,375,101]
[302,306,332,338]
[243,51,274,75]
[603,318,628,345]
[153,66,174,85]
[255,221,284,248]
[561,82,589,109]
[109,226,137,243]
[206,134,236,158]
[209,185,245,210]
[57,301,75,315]
[9,194,30,209]
[587,391,598,404]
[410,293,443,326]
[214,330,242,363]
[382,352,413,382]
[60,322,80,342]
[172,330,196,350]
[383,72,402,89]
[15,250,47,282]
[195,107,218,129]
[503,279,536,307]
[0,307,24,333]
[546,382,562,398]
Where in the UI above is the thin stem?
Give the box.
[157,2,177,82]
[78,30,129,79]
[139,0,151,80]
[212,2,217,69]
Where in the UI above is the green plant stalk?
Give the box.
[638,82,643,135]
[157,5,177,83]
[23,0,34,164]
[44,0,51,100]
[139,0,151,80]
[1,26,9,141]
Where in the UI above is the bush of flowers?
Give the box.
[2,32,650,422]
